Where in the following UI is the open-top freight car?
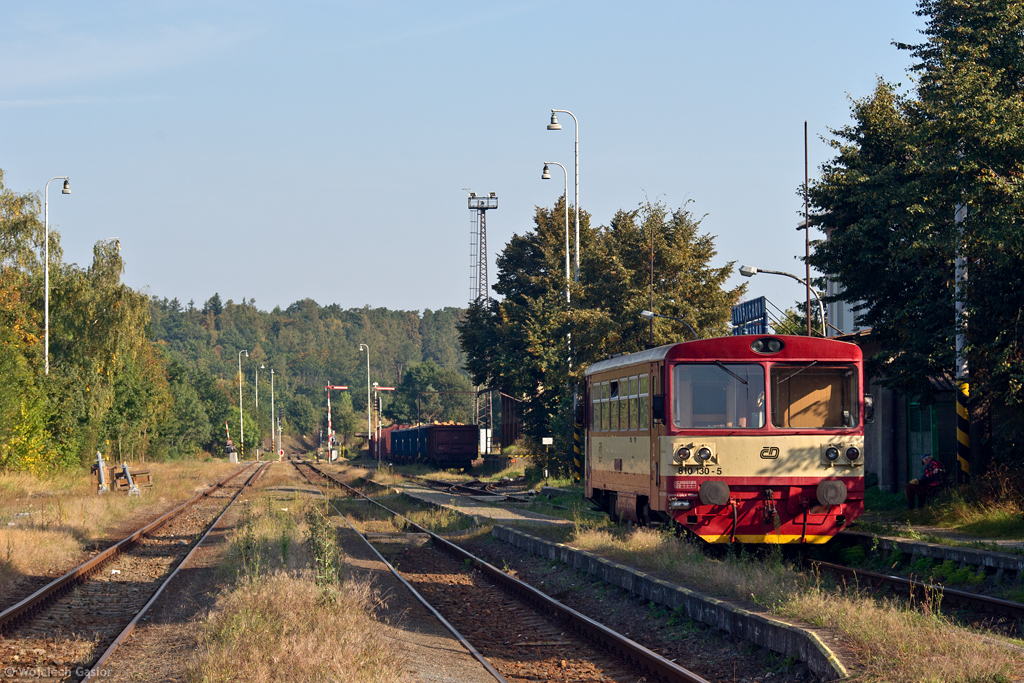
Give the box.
[585,334,866,543]
[389,423,479,470]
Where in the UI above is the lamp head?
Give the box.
[640,310,655,320]
[260,364,265,369]
[739,265,758,277]
[541,164,551,180]
[244,350,249,358]
[61,179,70,195]
[547,111,562,130]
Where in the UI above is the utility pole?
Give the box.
[804,122,812,337]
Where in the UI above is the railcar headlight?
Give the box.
[825,446,840,462]
[696,447,713,462]
[751,337,785,354]
[845,447,861,462]
[674,447,692,463]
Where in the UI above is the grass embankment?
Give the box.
[859,463,1024,544]
[0,459,237,595]
[917,464,1024,539]
[188,484,404,682]
[567,524,1023,683]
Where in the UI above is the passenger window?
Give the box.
[672,364,765,429]
[770,364,859,429]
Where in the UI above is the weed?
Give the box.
[909,555,933,575]
[840,545,867,567]
[305,504,342,599]
[191,572,403,683]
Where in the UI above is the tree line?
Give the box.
[147,297,472,456]
[459,197,744,467]
[1,169,161,472]
[0,166,470,472]
[808,0,1024,464]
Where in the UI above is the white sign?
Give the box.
[542,437,554,445]
[279,450,284,456]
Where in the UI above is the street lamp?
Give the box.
[640,310,699,341]
[547,110,579,282]
[43,176,70,375]
[238,349,248,457]
[270,368,276,457]
[358,343,371,458]
[256,363,264,459]
[739,265,826,336]
[541,161,570,303]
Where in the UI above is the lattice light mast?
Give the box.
[467,191,498,455]
[468,192,498,303]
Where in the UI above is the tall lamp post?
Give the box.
[547,110,579,282]
[256,363,264,459]
[238,350,248,457]
[541,161,570,303]
[738,265,826,336]
[358,343,371,458]
[43,176,70,375]
[270,368,276,457]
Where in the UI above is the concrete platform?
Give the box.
[492,524,850,681]
[396,481,848,680]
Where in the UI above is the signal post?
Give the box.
[373,383,395,465]
[325,384,348,461]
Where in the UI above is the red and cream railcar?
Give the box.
[584,335,865,543]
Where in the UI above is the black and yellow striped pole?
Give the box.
[954,200,969,483]
[956,381,970,483]
[573,421,582,484]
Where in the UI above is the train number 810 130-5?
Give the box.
[677,466,722,475]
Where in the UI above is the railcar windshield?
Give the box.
[770,363,859,429]
[672,363,765,429]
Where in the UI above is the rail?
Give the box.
[300,460,710,683]
[0,461,258,633]
[811,559,1024,621]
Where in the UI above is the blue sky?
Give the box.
[0,1,925,317]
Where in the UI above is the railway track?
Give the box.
[0,462,267,682]
[810,559,1023,634]
[294,460,709,683]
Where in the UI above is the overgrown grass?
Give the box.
[566,525,1023,682]
[864,485,908,513]
[784,580,1020,683]
[189,572,403,683]
[0,460,237,596]
[914,463,1024,539]
[190,487,403,682]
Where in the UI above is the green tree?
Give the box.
[330,391,359,447]
[460,197,741,463]
[809,0,1024,462]
[387,360,473,424]
[287,394,317,436]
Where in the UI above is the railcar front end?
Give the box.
[584,335,865,544]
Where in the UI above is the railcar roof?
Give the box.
[585,335,861,376]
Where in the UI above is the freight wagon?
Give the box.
[389,424,479,470]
